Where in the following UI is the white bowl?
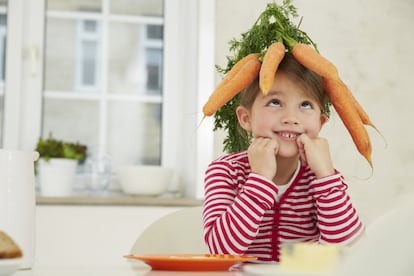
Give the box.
[0,258,22,276]
[118,165,173,196]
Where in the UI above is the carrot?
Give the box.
[259,42,286,95]
[292,43,340,80]
[350,91,373,126]
[203,54,261,116]
[215,53,260,92]
[335,79,387,147]
[332,79,374,126]
[324,78,373,168]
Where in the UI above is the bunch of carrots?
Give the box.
[202,0,379,169]
[202,40,377,169]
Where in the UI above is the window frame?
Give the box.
[2,0,215,199]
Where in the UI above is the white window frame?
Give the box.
[2,0,215,199]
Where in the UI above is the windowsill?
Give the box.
[36,191,203,207]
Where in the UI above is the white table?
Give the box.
[13,263,240,276]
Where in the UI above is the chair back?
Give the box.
[130,206,208,254]
[337,199,414,275]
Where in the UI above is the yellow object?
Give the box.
[280,243,340,273]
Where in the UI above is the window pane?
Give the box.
[107,102,162,167]
[44,17,101,92]
[107,22,140,95]
[108,21,163,96]
[44,18,78,92]
[47,0,102,13]
[42,98,100,146]
[83,20,97,33]
[147,24,163,40]
[81,41,98,86]
[110,0,163,16]
[146,48,162,92]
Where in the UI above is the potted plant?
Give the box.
[35,133,87,196]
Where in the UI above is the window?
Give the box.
[2,0,215,199]
[43,1,168,173]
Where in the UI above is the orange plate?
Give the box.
[124,254,257,271]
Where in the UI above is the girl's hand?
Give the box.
[296,134,335,179]
[248,137,279,181]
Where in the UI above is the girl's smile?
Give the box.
[276,131,301,141]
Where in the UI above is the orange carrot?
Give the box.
[215,53,260,92]
[324,78,372,168]
[350,91,373,126]
[345,83,375,127]
[259,42,286,95]
[292,43,340,80]
[340,79,387,147]
[329,78,380,131]
[331,79,374,127]
[203,54,261,116]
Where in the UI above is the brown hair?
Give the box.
[239,53,329,115]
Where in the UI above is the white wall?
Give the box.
[34,205,183,266]
[213,0,414,224]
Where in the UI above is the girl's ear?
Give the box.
[236,106,252,131]
[320,113,328,127]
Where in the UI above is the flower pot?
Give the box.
[37,158,77,196]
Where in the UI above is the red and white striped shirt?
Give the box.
[202,151,365,262]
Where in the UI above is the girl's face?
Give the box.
[237,72,327,158]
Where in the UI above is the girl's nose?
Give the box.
[282,109,299,125]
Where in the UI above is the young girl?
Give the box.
[202,53,365,262]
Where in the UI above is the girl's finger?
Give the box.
[296,135,307,166]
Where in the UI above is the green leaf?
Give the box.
[35,132,87,161]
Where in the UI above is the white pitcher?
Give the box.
[0,149,39,269]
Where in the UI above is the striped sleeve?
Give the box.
[310,172,365,245]
[203,159,278,255]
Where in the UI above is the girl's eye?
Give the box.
[301,101,314,109]
[268,99,281,107]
